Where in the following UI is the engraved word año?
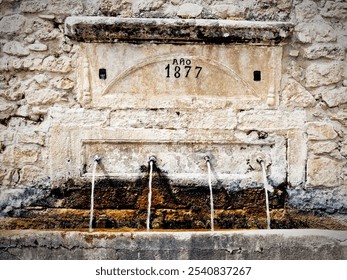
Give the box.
[165,58,202,79]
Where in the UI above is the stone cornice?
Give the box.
[65,16,293,45]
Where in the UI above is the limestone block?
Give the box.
[132,0,165,13]
[100,0,133,16]
[321,1,347,19]
[18,131,46,146]
[28,43,48,52]
[20,0,84,15]
[20,0,48,13]
[306,122,337,140]
[307,156,344,187]
[0,98,17,119]
[306,62,343,87]
[18,165,45,185]
[49,108,108,127]
[303,44,345,60]
[211,5,246,19]
[13,146,39,164]
[3,41,30,57]
[341,141,347,157]
[295,21,336,44]
[177,3,203,18]
[287,130,307,187]
[237,110,306,131]
[321,87,347,108]
[0,15,26,35]
[282,79,316,108]
[42,56,72,73]
[25,89,64,106]
[294,0,318,22]
[52,78,75,90]
[309,142,338,154]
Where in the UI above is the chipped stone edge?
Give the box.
[64,16,294,45]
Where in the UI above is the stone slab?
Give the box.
[65,16,294,45]
[0,229,346,260]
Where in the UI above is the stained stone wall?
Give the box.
[0,0,347,229]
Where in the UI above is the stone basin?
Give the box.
[0,229,346,260]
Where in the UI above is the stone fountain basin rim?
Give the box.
[1,229,347,240]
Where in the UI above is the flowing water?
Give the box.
[146,159,154,231]
[260,160,274,229]
[89,157,99,232]
[206,159,214,231]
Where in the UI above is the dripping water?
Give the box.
[260,160,274,229]
[205,156,214,231]
[89,155,100,233]
[146,156,156,231]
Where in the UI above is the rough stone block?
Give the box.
[306,62,343,87]
[306,122,338,140]
[322,87,347,108]
[177,3,203,18]
[42,56,72,73]
[25,89,64,106]
[0,15,26,35]
[294,0,318,22]
[13,146,40,164]
[307,156,344,187]
[282,79,316,108]
[18,165,45,185]
[211,5,246,19]
[321,1,347,19]
[295,21,336,44]
[287,130,307,187]
[28,43,48,52]
[309,142,338,155]
[237,110,306,131]
[3,41,30,57]
[303,44,345,60]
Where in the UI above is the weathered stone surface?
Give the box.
[294,0,318,22]
[18,165,45,185]
[306,62,343,87]
[303,44,345,60]
[25,89,65,106]
[295,21,336,43]
[0,98,17,119]
[309,142,338,155]
[3,41,30,57]
[52,78,75,90]
[65,16,294,44]
[177,3,203,18]
[42,56,72,73]
[322,87,347,108]
[321,0,347,19]
[0,229,346,260]
[287,130,307,187]
[211,4,246,19]
[237,110,306,131]
[13,146,40,164]
[282,79,316,108]
[28,43,48,52]
[20,0,85,15]
[307,156,344,187]
[17,131,46,146]
[306,122,338,140]
[0,15,26,35]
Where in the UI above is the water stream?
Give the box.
[89,156,100,233]
[146,156,155,231]
[206,157,214,231]
[260,160,274,229]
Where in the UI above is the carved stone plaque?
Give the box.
[79,43,281,109]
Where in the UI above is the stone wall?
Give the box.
[0,0,347,229]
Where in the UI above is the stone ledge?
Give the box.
[0,229,346,259]
[64,16,293,45]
